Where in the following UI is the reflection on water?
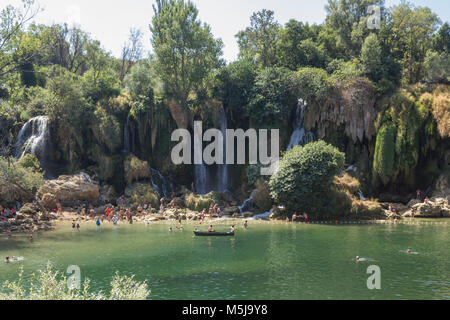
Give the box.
[0,221,449,300]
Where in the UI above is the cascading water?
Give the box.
[217,108,229,192]
[194,123,208,194]
[239,189,257,214]
[123,113,131,155]
[287,98,314,150]
[14,116,53,177]
[253,208,273,220]
[150,168,173,198]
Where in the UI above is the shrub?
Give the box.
[124,155,151,185]
[0,263,149,300]
[124,183,159,208]
[269,140,345,218]
[185,192,217,211]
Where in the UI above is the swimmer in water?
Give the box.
[169,227,173,232]
[29,235,33,243]
[355,256,376,262]
[5,257,10,263]
[406,249,419,254]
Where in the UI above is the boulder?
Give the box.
[224,206,240,215]
[39,173,99,209]
[99,184,116,205]
[412,197,450,217]
[19,203,41,215]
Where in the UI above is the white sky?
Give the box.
[1,0,448,63]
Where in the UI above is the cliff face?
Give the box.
[305,78,377,144]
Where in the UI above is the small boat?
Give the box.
[194,231,234,237]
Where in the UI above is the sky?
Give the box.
[1,0,449,63]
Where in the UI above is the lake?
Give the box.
[0,220,449,300]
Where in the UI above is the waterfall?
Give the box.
[239,189,257,214]
[194,122,208,194]
[287,98,314,151]
[253,208,273,220]
[150,168,173,198]
[217,108,228,192]
[14,116,53,176]
[123,113,131,155]
[358,189,366,201]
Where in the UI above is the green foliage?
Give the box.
[373,122,396,185]
[124,183,159,209]
[424,50,450,84]
[150,0,223,108]
[185,192,216,211]
[296,67,332,101]
[247,66,297,127]
[269,140,345,217]
[388,3,440,84]
[236,9,280,68]
[246,163,263,185]
[276,20,324,70]
[0,156,44,205]
[0,263,150,300]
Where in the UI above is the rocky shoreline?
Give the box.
[2,171,449,235]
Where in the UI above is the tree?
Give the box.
[325,0,385,56]
[360,33,382,81]
[0,156,44,205]
[247,66,297,127]
[269,140,345,217]
[0,0,41,80]
[150,0,223,109]
[236,9,280,68]
[388,3,440,84]
[120,28,143,82]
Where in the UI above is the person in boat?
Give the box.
[208,225,214,232]
[230,225,235,233]
[243,220,248,229]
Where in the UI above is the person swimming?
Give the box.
[355,256,376,262]
[5,256,10,263]
[405,249,419,254]
[169,227,173,232]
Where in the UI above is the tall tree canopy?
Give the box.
[236,9,280,68]
[150,0,223,109]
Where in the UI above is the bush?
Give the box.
[124,155,151,185]
[269,140,345,218]
[185,192,217,212]
[0,157,44,206]
[124,183,159,208]
[0,263,149,300]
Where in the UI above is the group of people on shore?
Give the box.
[0,205,18,222]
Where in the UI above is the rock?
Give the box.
[19,203,41,215]
[39,173,99,209]
[99,184,116,205]
[406,199,421,208]
[432,172,450,197]
[242,212,253,218]
[412,197,450,217]
[224,206,240,215]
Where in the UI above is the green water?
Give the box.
[0,220,449,300]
